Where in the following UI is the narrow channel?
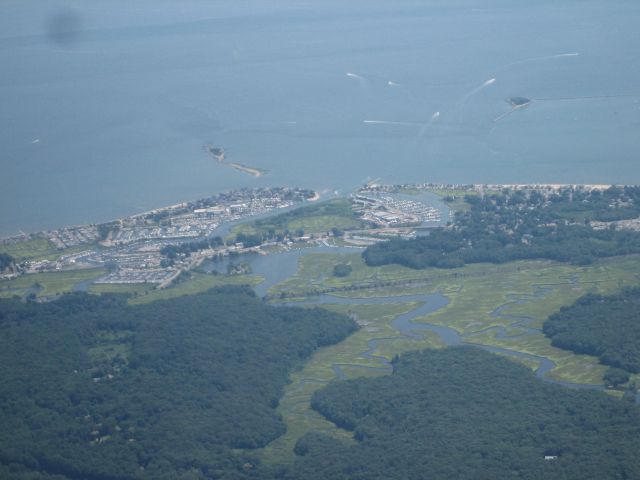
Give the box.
[289,291,605,392]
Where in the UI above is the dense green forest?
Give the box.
[292,347,640,480]
[544,287,640,373]
[0,287,357,479]
[364,186,640,269]
[0,252,13,270]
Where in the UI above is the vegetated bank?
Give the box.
[0,286,357,479]
[363,186,640,269]
[544,287,640,377]
[231,198,363,244]
[291,347,640,480]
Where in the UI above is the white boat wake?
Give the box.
[456,78,497,123]
[363,119,422,126]
[418,111,441,137]
[346,72,365,80]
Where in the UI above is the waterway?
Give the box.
[197,236,609,393]
[202,244,363,297]
[288,291,605,392]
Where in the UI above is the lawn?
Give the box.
[229,198,362,239]
[0,238,96,262]
[1,269,263,304]
[0,268,106,298]
[426,187,501,212]
[129,272,263,305]
[1,238,58,261]
[88,283,152,296]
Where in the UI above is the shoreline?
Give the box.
[0,187,312,243]
[0,183,622,241]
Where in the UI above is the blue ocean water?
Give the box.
[1,0,639,235]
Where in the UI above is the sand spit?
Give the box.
[204,144,267,178]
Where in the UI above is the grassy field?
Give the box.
[269,251,554,298]
[0,268,106,298]
[0,238,96,262]
[257,253,640,462]
[441,198,470,212]
[288,215,360,233]
[269,251,422,294]
[128,272,263,305]
[1,268,263,304]
[230,198,361,239]
[273,253,640,386]
[426,187,502,212]
[88,283,152,296]
[232,215,360,238]
[0,238,56,260]
[427,187,478,212]
[88,332,133,365]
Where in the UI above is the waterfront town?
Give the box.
[1,187,315,286]
[4,183,633,292]
[352,193,441,226]
[0,184,449,290]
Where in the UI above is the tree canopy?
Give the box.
[363,186,640,269]
[332,264,352,278]
[544,287,640,373]
[0,252,14,270]
[0,287,357,479]
[292,347,640,480]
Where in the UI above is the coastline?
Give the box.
[1,183,619,242]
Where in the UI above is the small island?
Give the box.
[493,96,532,122]
[507,96,531,107]
[206,145,225,162]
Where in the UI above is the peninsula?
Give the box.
[204,144,267,177]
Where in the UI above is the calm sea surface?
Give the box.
[1,0,639,235]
